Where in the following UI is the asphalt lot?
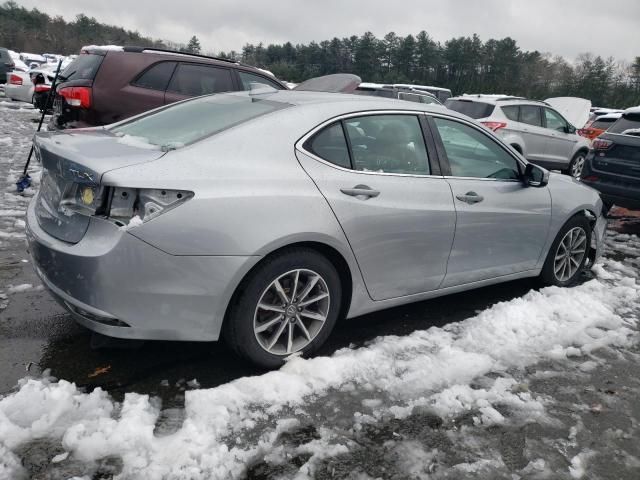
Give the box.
[1,100,639,479]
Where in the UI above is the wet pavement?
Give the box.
[1,99,640,479]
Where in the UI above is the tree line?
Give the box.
[2,1,638,108]
[226,33,640,108]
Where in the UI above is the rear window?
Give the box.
[110,93,290,149]
[444,99,495,119]
[59,53,104,81]
[608,115,640,135]
[590,117,618,130]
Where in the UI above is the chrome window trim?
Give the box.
[295,109,445,179]
[427,112,529,182]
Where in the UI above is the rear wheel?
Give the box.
[569,151,586,178]
[224,248,341,368]
[540,215,591,287]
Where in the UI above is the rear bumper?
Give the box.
[26,198,256,341]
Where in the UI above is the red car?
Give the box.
[50,46,287,129]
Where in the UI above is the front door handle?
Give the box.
[456,191,484,204]
[340,184,380,199]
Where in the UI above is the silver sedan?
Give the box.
[26,89,607,367]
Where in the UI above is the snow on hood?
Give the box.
[545,97,592,128]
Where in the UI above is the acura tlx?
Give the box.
[26,87,606,368]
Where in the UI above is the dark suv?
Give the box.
[581,108,640,210]
[50,46,287,129]
[1,47,15,84]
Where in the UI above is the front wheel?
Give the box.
[224,248,342,368]
[569,152,586,178]
[540,216,591,287]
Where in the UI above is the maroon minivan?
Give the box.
[50,46,287,129]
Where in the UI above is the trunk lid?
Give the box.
[34,129,165,243]
[545,97,592,128]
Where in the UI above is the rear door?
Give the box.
[296,112,456,301]
[514,104,549,162]
[164,63,235,104]
[428,115,551,287]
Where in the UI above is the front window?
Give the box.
[110,93,290,149]
[544,108,567,131]
[433,117,520,180]
[239,71,283,90]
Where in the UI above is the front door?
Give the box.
[542,107,577,167]
[429,115,552,287]
[296,113,456,301]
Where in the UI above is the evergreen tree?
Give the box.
[186,35,201,54]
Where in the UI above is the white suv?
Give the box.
[445,95,591,177]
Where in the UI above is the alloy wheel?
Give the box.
[253,269,330,355]
[553,227,587,282]
[570,155,585,178]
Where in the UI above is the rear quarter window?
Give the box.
[501,105,519,121]
[132,62,177,91]
[444,100,495,119]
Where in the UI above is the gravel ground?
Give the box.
[0,98,639,480]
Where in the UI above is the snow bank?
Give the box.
[0,259,638,478]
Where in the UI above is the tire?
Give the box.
[540,215,591,287]
[224,248,342,368]
[568,151,587,178]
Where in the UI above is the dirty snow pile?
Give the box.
[0,253,638,479]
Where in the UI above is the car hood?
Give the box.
[545,97,592,128]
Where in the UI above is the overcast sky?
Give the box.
[14,0,640,61]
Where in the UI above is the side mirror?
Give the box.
[524,163,549,187]
[565,124,576,134]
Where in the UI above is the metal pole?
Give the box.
[21,59,63,177]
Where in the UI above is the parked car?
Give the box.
[49,46,288,129]
[578,112,622,141]
[354,83,442,105]
[4,68,55,106]
[26,88,606,367]
[0,47,14,83]
[580,107,640,210]
[445,95,591,177]
[19,52,47,69]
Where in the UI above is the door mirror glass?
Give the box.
[565,124,576,134]
[524,163,549,187]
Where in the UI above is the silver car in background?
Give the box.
[445,95,592,178]
[26,89,606,367]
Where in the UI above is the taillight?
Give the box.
[34,84,51,93]
[9,74,22,85]
[592,138,613,150]
[58,86,92,108]
[481,121,507,132]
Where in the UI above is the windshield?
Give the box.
[110,93,291,149]
[445,99,495,119]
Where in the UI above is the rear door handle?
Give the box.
[456,191,484,204]
[340,184,380,199]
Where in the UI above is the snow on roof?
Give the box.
[594,112,622,120]
[624,106,640,115]
[357,82,385,89]
[80,45,123,53]
[394,83,452,92]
